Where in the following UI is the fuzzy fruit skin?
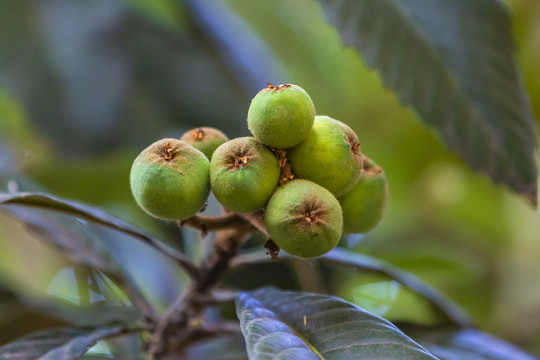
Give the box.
[247,84,315,149]
[339,159,389,234]
[130,138,210,221]
[288,115,363,197]
[265,179,343,258]
[210,137,280,213]
[180,127,228,160]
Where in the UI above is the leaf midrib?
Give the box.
[271,313,325,360]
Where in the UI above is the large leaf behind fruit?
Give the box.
[317,0,538,202]
[232,247,471,327]
[236,287,438,359]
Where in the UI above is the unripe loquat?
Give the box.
[130,138,210,221]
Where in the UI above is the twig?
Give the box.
[159,321,242,360]
[146,224,251,359]
[238,211,268,236]
[177,214,256,277]
[103,325,149,341]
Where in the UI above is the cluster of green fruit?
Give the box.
[130,84,388,258]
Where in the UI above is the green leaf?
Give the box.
[409,327,538,360]
[317,0,538,203]
[0,326,124,360]
[232,247,472,327]
[0,192,186,319]
[0,191,165,251]
[0,192,196,275]
[322,248,472,327]
[236,286,438,359]
[350,280,400,317]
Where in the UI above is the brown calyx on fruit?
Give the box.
[192,128,206,142]
[224,145,255,172]
[362,156,383,176]
[234,156,249,168]
[272,148,295,185]
[146,139,192,167]
[262,83,292,94]
[162,141,175,161]
[294,198,327,228]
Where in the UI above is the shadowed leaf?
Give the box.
[232,247,472,328]
[0,326,125,360]
[0,192,196,275]
[5,206,121,274]
[317,0,538,203]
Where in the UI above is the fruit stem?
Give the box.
[238,211,268,236]
[180,214,253,234]
[146,211,274,358]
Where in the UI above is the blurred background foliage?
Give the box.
[0,0,539,357]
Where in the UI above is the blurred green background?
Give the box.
[1,0,539,356]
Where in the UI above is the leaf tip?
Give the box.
[526,188,538,208]
[517,181,538,208]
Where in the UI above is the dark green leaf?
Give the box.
[0,326,124,360]
[0,192,197,276]
[183,333,247,360]
[232,247,472,327]
[317,0,538,203]
[409,327,538,360]
[236,286,438,359]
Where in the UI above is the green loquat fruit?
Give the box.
[180,127,228,160]
[288,115,363,197]
[247,83,315,149]
[130,138,210,221]
[210,137,280,213]
[339,157,389,234]
[265,179,343,258]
